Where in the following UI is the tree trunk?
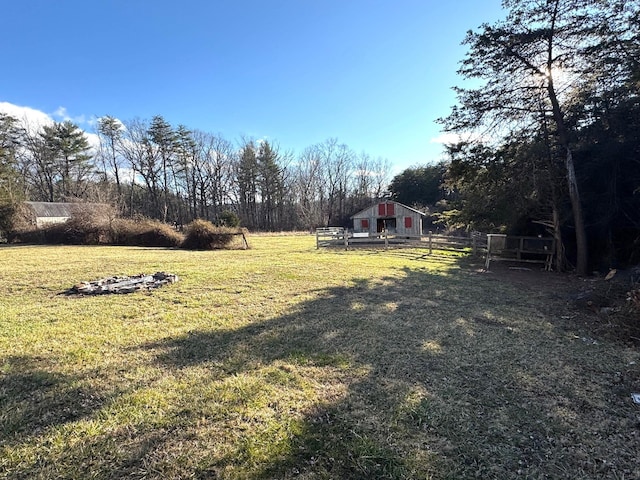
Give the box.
[564,148,588,275]
[547,78,588,275]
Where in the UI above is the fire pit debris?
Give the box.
[69,272,178,295]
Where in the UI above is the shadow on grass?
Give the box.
[134,270,463,478]
[3,262,638,479]
[0,356,108,444]
[135,265,637,479]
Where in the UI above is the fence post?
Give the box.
[429,231,432,254]
[518,237,524,261]
[344,229,349,250]
[384,230,388,249]
[316,229,319,249]
[472,235,477,255]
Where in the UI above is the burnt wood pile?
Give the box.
[68,272,178,295]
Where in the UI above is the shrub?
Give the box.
[0,203,17,242]
[41,205,116,245]
[109,218,184,248]
[218,210,241,228]
[6,203,117,245]
[5,205,185,248]
[8,226,46,244]
[42,217,108,245]
[1,202,36,242]
[181,219,244,250]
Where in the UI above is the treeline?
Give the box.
[435,0,640,273]
[0,114,390,231]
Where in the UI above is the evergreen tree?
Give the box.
[257,140,284,230]
[96,115,124,197]
[175,125,198,221]
[0,113,25,204]
[148,115,177,222]
[235,141,258,229]
[40,121,93,200]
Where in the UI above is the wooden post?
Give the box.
[316,229,319,249]
[344,229,349,250]
[429,231,432,255]
[472,235,477,256]
[518,237,523,261]
[384,230,388,249]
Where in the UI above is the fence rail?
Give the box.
[316,229,487,254]
[316,229,556,271]
[485,234,554,270]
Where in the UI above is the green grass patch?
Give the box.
[1,236,639,479]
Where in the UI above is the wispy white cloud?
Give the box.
[53,106,67,118]
[52,106,87,125]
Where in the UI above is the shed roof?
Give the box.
[24,202,112,218]
[25,202,75,218]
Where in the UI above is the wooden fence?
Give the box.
[316,229,486,255]
[316,229,556,270]
[485,234,554,271]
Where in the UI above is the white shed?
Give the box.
[350,201,426,236]
[23,202,113,228]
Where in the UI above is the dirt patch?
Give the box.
[480,261,640,345]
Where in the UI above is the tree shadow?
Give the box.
[136,269,460,477]
[130,264,634,479]
[0,355,110,445]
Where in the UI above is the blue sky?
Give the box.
[1,0,505,174]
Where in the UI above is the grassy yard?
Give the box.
[1,235,639,479]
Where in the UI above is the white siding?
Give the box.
[351,201,424,235]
